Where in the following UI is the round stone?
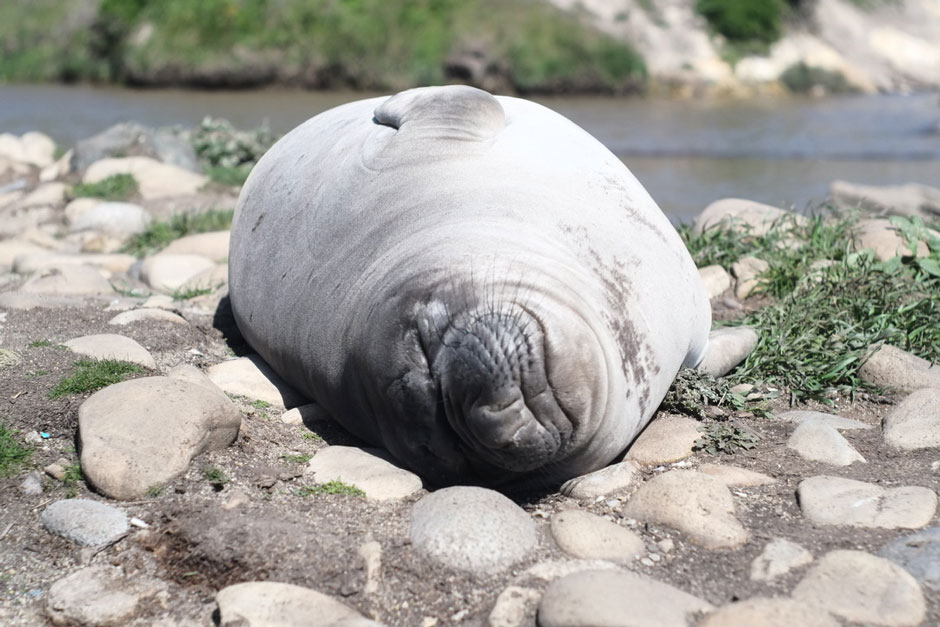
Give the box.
[550,509,644,563]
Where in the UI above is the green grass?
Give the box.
[680,211,940,404]
[171,286,215,301]
[121,208,234,257]
[71,173,139,200]
[0,420,33,479]
[780,62,854,94]
[50,359,145,398]
[301,431,324,442]
[203,465,228,488]
[281,453,313,464]
[298,480,365,497]
[29,339,53,348]
[696,0,785,46]
[205,164,254,187]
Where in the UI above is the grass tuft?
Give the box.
[121,208,233,257]
[281,453,312,464]
[50,359,145,398]
[298,480,365,497]
[72,173,139,200]
[0,421,33,478]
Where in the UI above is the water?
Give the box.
[2,83,938,223]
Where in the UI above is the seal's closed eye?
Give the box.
[373,85,505,141]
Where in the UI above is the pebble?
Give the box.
[536,569,713,627]
[698,264,732,299]
[882,387,940,451]
[215,581,364,626]
[14,252,136,275]
[20,263,113,296]
[786,420,866,466]
[410,486,536,574]
[698,597,839,627]
[306,446,423,501]
[622,469,749,549]
[18,182,67,208]
[78,377,242,499]
[778,410,872,430]
[207,354,307,408]
[41,499,129,546]
[698,463,776,487]
[139,253,216,292]
[792,550,926,626]
[63,333,157,369]
[83,156,208,200]
[46,566,145,626]
[692,198,799,236]
[549,509,645,563]
[797,475,937,529]
[64,197,103,224]
[161,230,230,262]
[44,459,68,481]
[19,471,44,496]
[878,527,940,592]
[749,538,813,581]
[731,256,769,299]
[559,460,641,499]
[853,218,931,261]
[859,344,940,393]
[488,586,541,627]
[695,326,758,376]
[625,415,702,466]
[108,307,189,326]
[68,201,151,236]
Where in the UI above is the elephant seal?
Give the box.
[229,85,710,488]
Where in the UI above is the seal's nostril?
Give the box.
[468,393,530,449]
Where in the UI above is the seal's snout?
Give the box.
[430,307,572,473]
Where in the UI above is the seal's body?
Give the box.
[229,86,710,488]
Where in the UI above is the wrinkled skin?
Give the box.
[228,86,710,489]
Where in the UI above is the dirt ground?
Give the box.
[1,287,938,626]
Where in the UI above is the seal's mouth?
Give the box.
[426,306,574,473]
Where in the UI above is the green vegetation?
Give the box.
[171,285,215,301]
[50,359,145,398]
[780,62,853,94]
[301,431,324,442]
[679,212,940,404]
[29,340,54,348]
[0,420,33,478]
[696,0,786,47]
[694,422,760,455]
[71,173,139,200]
[0,0,646,94]
[203,465,228,489]
[298,480,365,497]
[122,208,234,257]
[146,484,164,497]
[281,453,313,464]
[193,116,275,187]
[661,368,771,419]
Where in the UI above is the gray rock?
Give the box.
[792,550,926,626]
[78,377,242,500]
[559,460,642,499]
[46,565,146,626]
[786,420,866,466]
[20,264,114,296]
[14,252,137,275]
[731,256,769,300]
[411,486,536,574]
[161,230,230,262]
[859,344,940,393]
[139,253,216,292]
[108,308,189,326]
[693,198,801,236]
[0,238,50,269]
[68,202,151,236]
[63,333,157,369]
[207,354,307,408]
[853,218,933,261]
[41,499,129,546]
[622,469,748,549]
[698,597,839,627]
[305,446,423,501]
[797,475,937,529]
[19,471,44,496]
[216,581,364,627]
[625,415,702,466]
[878,527,940,592]
[778,410,872,430]
[536,569,713,627]
[489,586,541,627]
[696,326,758,376]
[72,122,198,173]
[698,264,732,299]
[750,538,813,581]
[550,509,645,563]
[883,387,940,451]
[830,179,940,220]
[698,463,776,487]
[83,157,208,200]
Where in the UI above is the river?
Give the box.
[2,84,938,223]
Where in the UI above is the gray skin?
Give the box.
[228,86,711,489]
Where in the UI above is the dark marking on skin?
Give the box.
[251,213,264,233]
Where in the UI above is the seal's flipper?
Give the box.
[374,85,505,142]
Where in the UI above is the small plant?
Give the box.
[72,173,139,200]
[694,422,760,455]
[298,480,365,497]
[26,370,49,378]
[171,285,215,301]
[0,420,33,478]
[192,116,276,171]
[301,431,323,442]
[29,339,53,348]
[780,62,853,94]
[281,453,312,464]
[203,465,228,489]
[122,208,234,257]
[61,463,84,497]
[146,484,164,497]
[50,359,145,398]
[205,164,254,187]
[251,400,272,410]
[696,0,785,47]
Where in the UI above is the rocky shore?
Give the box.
[1,125,939,626]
